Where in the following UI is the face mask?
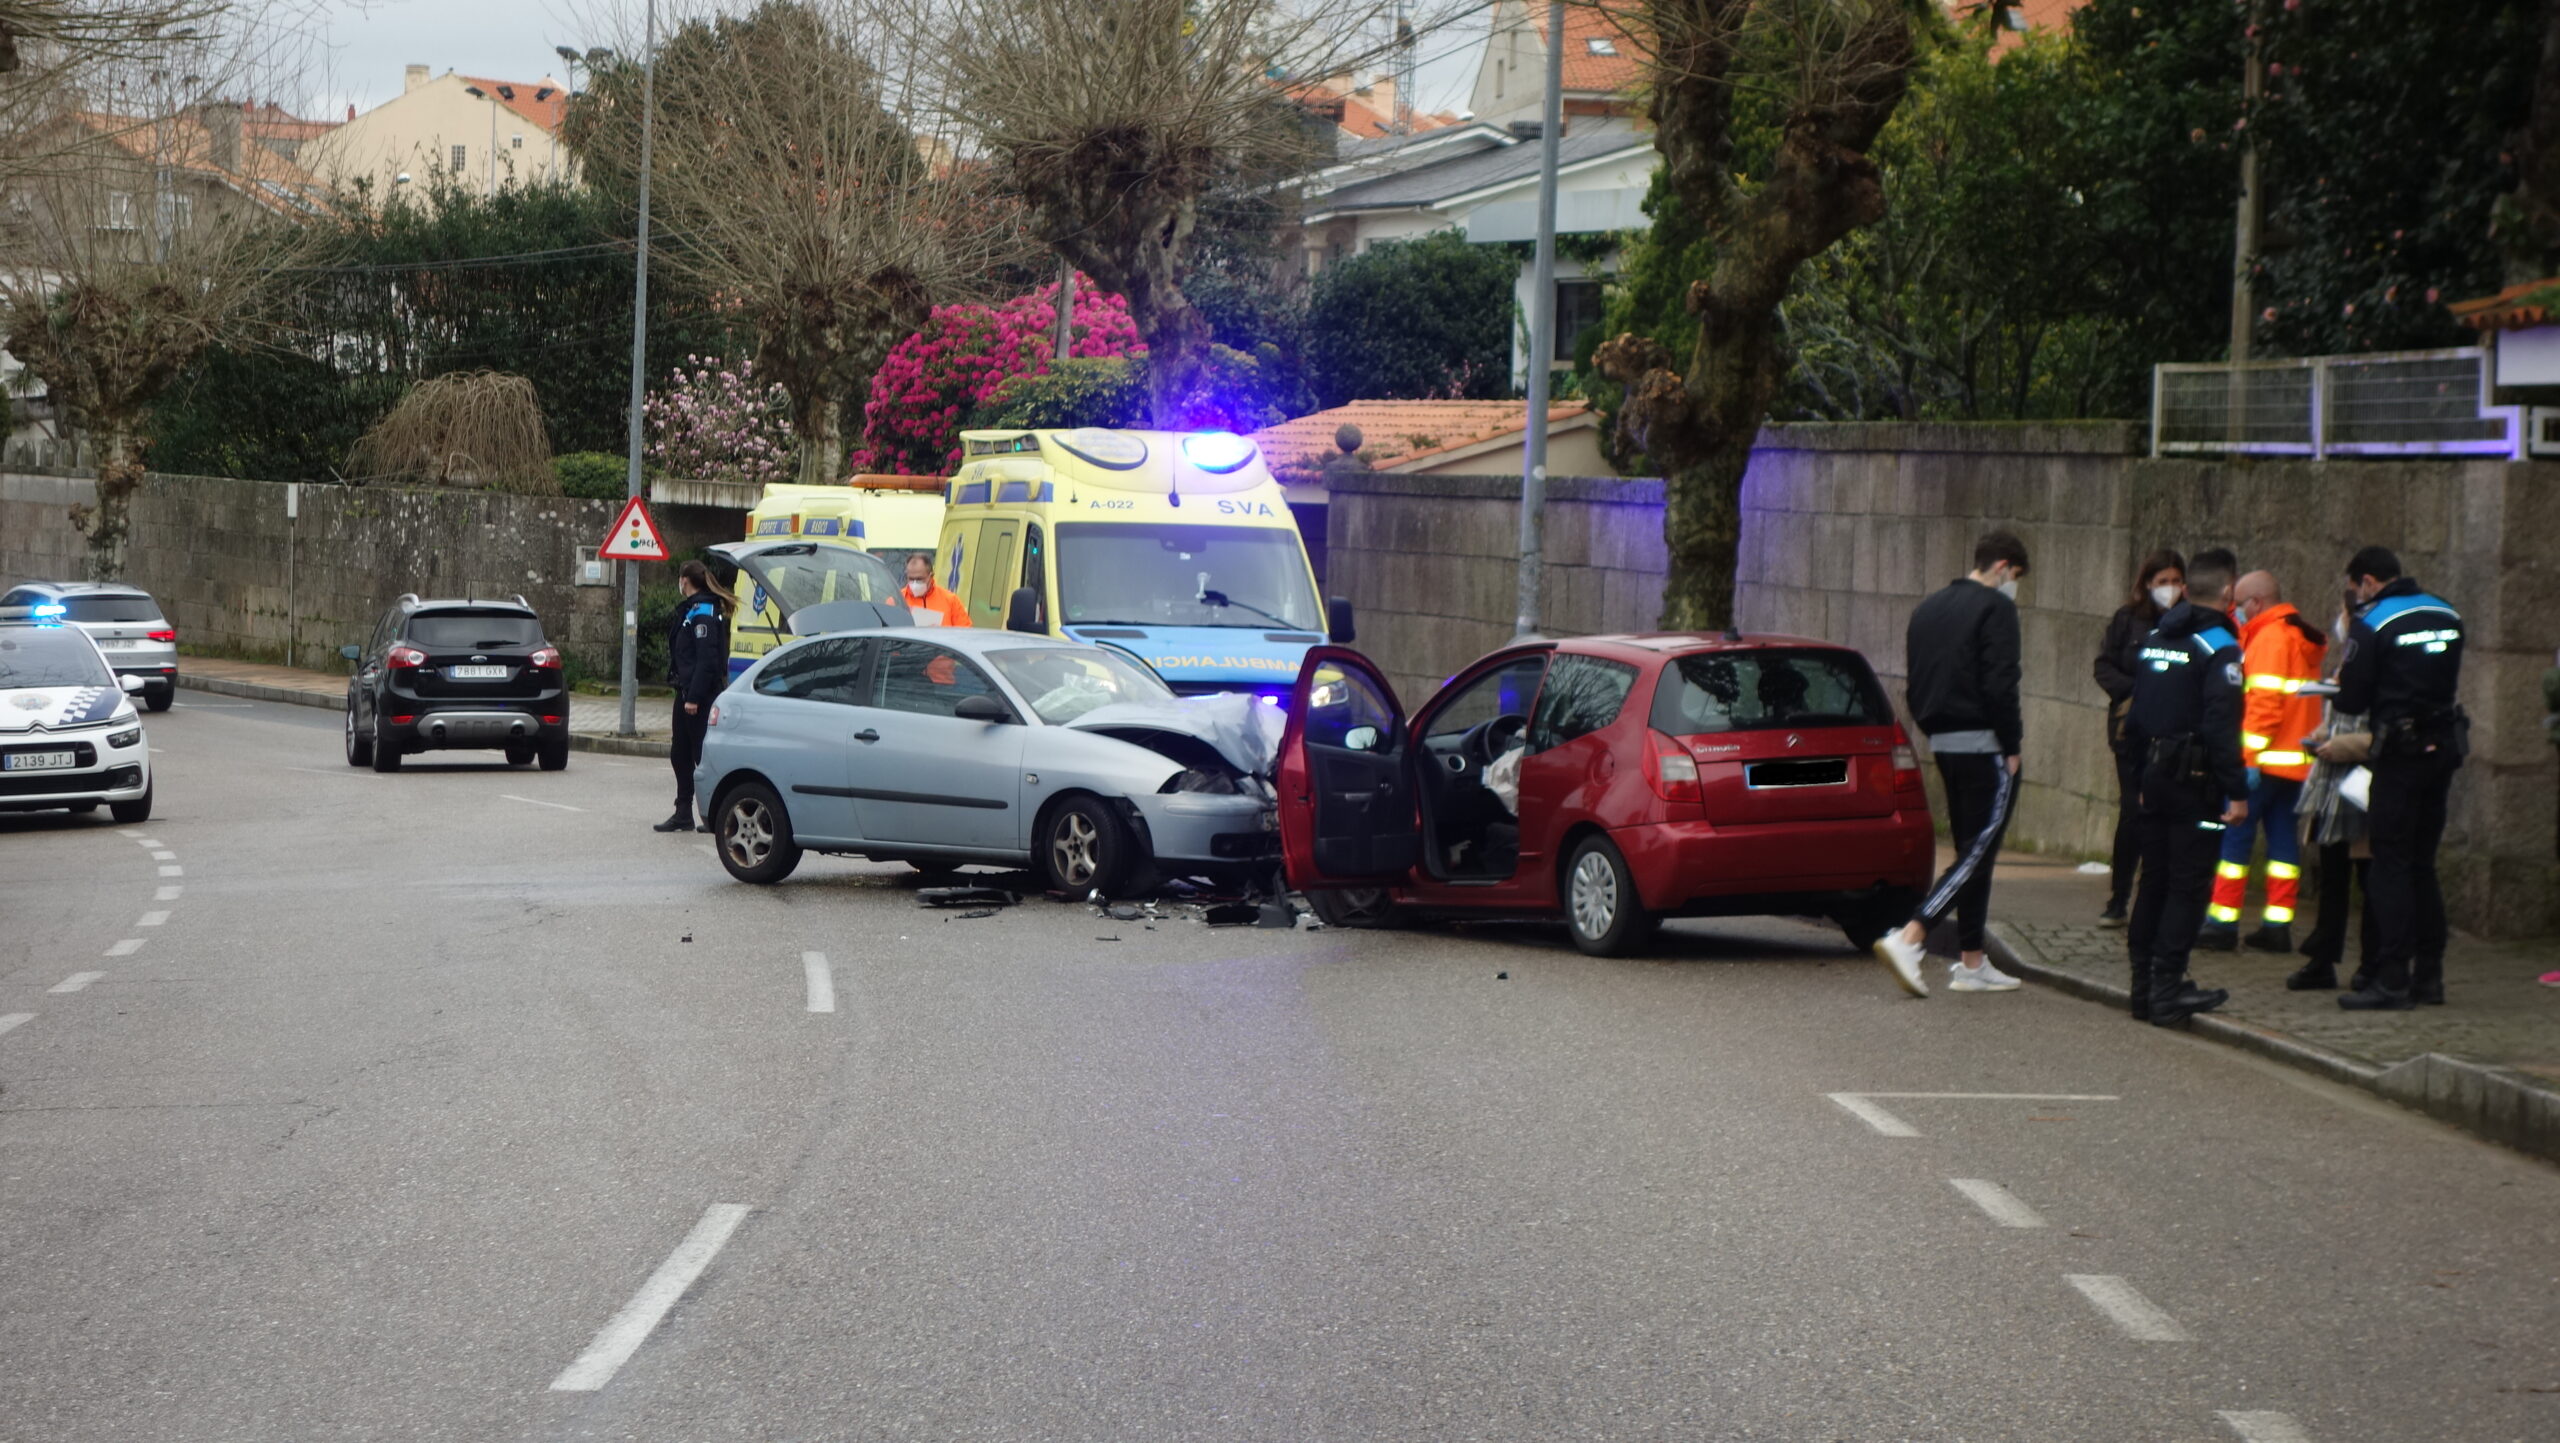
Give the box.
[1996,578,2018,600]
[2150,584,2179,611]
[908,579,929,598]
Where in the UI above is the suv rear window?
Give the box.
[1649,648,1892,736]
[61,595,162,623]
[407,611,542,649]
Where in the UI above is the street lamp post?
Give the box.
[617,0,658,739]
[1513,0,1566,639]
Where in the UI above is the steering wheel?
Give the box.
[1464,713,1529,767]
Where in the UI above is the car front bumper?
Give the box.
[0,732,151,811]
[1128,789,1279,865]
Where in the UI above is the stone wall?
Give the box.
[1,470,737,680]
[1325,424,2560,937]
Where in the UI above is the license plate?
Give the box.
[447,665,511,680]
[2,751,78,772]
[97,638,130,649]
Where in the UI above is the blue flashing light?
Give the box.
[31,602,67,617]
[1258,692,1282,707]
[1180,431,1256,474]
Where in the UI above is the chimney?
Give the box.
[404,63,429,92]
[347,103,356,121]
[198,101,242,171]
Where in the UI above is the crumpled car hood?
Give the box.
[1065,692,1287,778]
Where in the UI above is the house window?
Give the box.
[1586,37,1617,55]
[1554,279,1606,361]
[451,143,467,171]
[104,191,136,230]
[511,134,523,149]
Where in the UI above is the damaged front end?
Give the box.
[1066,693,1283,867]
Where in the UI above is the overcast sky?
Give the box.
[305,0,1488,120]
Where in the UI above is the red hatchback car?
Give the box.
[1273,634,1937,955]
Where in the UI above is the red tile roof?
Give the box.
[1531,3,1648,96]
[460,75,570,135]
[1255,399,1594,474]
[2449,277,2560,332]
[67,109,331,217]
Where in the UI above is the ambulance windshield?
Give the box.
[1055,524,1321,631]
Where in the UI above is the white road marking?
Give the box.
[0,1014,29,1037]
[51,972,103,993]
[131,837,159,847]
[1825,1093,1919,1136]
[117,828,147,838]
[2218,1411,2312,1443]
[803,951,835,1013]
[549,1203,752,1392]
[2065,1274,2192,1342]
[104,938,144,957]
[501,794,584,812]
[155,886,182,902]
[283,766,350,776]
[149,850,176,860]
[158,865,182,877]
[137,910,170,927]
[1949,1178,2047,1228]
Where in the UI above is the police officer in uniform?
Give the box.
[2332,546,2464,1010]
[655,559,735,833]
[2122,548,2246,1026]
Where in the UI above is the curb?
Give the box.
[1988,922,2560,1166]
[176,673,674,759]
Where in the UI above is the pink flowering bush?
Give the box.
[850,276,1143,476]
[645,356,794,485]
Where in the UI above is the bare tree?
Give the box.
[916,0,1437,429]
[347,370,557,493]
[1593,0,1916,629]
[568,0,1029,483]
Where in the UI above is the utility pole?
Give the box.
[618,0,658,739]
[1512,0,1566,639]
[2226,0,2266,440]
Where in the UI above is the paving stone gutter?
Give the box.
[177,671,673,759]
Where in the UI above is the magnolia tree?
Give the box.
[645,356,795,485]
[851,277,1142,475]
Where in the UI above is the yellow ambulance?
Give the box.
[743,475,947,564]
[935,428,1351,702]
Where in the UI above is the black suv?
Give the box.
[342,595,570,772]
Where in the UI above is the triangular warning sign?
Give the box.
[599,495,670,561]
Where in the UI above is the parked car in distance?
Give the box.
[0,582,178,711]
[341,594,569,772]
[697,627,1280,893]
[1273,634,1935,956]
[0,618,155,822]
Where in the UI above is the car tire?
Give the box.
[344,702,374,767]
[504,742,535,767]
[1305,886,1402,929]
[1833,888,1920,952]
[109,782,153,825]
[714,782,801,884]
[144,685,174,713]
[1040,795,1143,897]
[1562,834,1656,957]
[370,712,402,772]
[536,733,569,771]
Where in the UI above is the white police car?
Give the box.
[0,618,154,822]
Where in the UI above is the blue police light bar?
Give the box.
[31,602,67,617]
[1180,431,1256,473]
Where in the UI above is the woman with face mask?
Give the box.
[2092,550,2186,926]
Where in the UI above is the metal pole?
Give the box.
[1051,257,1075,364]
[618,0,657,739]
[1513,0,1566,639]
[2225,0,2264,442]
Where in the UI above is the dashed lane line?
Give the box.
[138,910,170,927]
[1826,1091,2121,1137]
[1948,1178,2047,1228]
[548,1204,752,1392]
[803,952,836,1014]
[1825,1093,1919,1136]
[0,1014,30,1038]
[2065,1274,2192,1342]
[2218,1411,2312,1443]
[50,972,103,994]
[149,850,176,861]
[501,794,585,813]
[104,939,144,958]
[155,886,182,902]
[158,865,183,877]
[117,828,147,838]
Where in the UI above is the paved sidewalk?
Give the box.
[1973,848,2560,1163]
[178,656,676,757]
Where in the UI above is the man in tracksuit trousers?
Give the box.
[1873,532,2031,998]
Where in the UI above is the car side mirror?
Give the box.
[118,675,146,695]
[1327,596,1356,645]
[1343,723,1379,752]
[1006,586,1043,634]
[955,693,1010,723]
[340,644,362,661]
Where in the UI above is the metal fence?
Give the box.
[2151,347,2529,459]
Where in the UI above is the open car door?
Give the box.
[1275,646,1419,889]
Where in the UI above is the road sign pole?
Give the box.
[618,0,658,739]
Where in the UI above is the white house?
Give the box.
[300,65,574,202]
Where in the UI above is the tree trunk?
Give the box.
[72,427,144,582]
[796,399,842,485]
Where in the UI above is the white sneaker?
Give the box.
[1873,932,1929,997]
[1948,959,2022,993]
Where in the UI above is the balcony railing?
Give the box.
[2150,347,2535,460]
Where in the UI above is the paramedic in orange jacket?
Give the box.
[901,553,972,629]
[2197,570,2328,952]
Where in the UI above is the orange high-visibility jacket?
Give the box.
[2239,602,2327,781]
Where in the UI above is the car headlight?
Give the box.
[107,726,141,748]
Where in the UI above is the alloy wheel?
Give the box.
[1569,851,1619,940]
[1050,812,1100,888]
[724,797,774,868]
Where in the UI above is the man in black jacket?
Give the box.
[2122,548,2245,1026]
[1873,532,2031,998]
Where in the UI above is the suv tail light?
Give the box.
[387,645,428,670]
[528,646,562,671]
[1647,730,1702,803]
[146,628,175,643]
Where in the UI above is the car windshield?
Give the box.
[409,612,542,648]
[0,626,113,688]
[1649,648,1893,735]
[60,594,161,623]
[1055,523,1321,631]
[740,546,899,617]
[987,645,1174,724]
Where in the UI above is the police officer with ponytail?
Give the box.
[2122,547,2245,1026]
[655,559,734,833]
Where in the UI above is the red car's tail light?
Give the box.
[528,646,562,670]
[146,628,175,643]
[1647,730,1702,803]
[1890,728,1925,792]
[387,645,428,669]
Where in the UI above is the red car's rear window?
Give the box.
[1648,648,1892,736]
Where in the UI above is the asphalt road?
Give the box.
[2,695,2553,1443]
